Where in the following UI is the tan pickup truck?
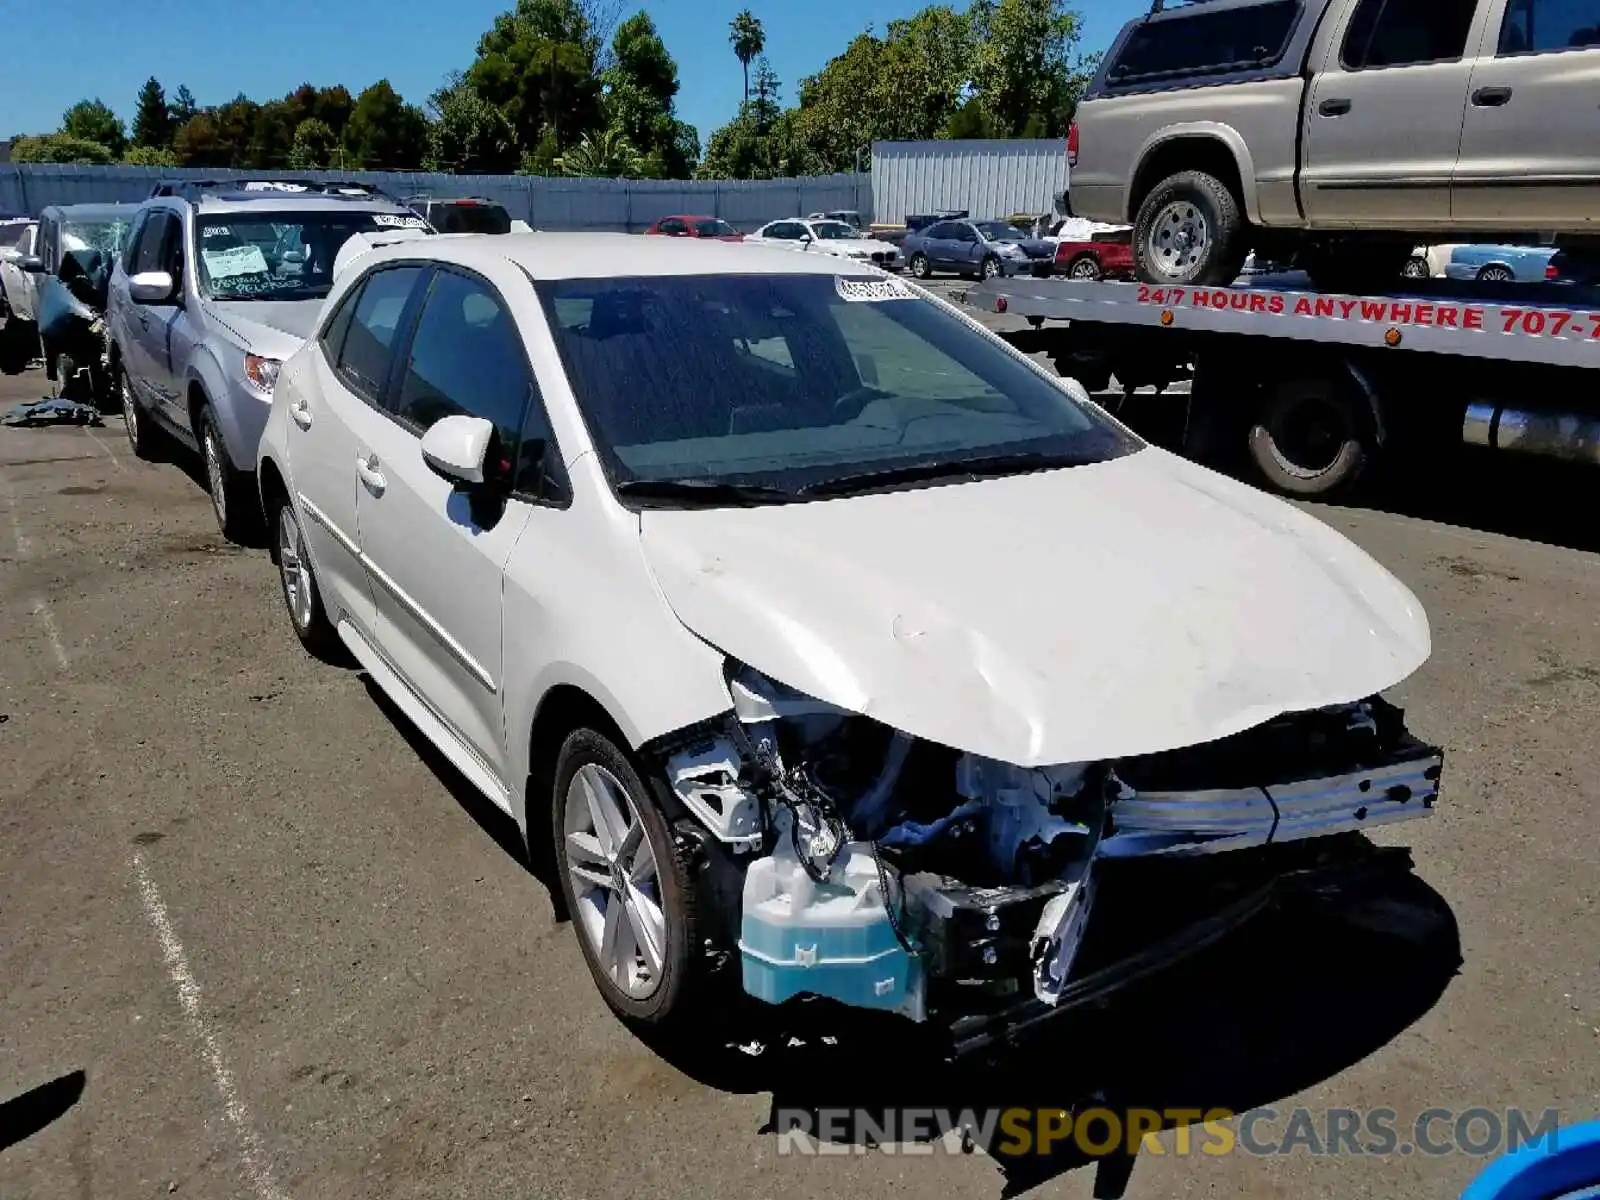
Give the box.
[1069,0,1600,289]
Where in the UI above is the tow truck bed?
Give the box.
[960,273,1600,497]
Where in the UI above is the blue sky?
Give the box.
[1,0,1145,148]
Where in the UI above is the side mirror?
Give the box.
[18,255,44,273]
[421,414,495,487]
[129,270,176,304]
[799,232,813,246]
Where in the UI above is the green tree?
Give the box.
[426,86,520,173]
[727,9,765,103]
[968,0,1089,137]
[467,0,605,156]
[61,99,126,159]
[945,95,997,138]
[168,85,198,127]
[172,112,228,167]
[345,80,429,170]
[10,134,117,165]
[132,78,173,149]
[602,11,697,177]
[557,127,644,176]
[749,57,780,130]
[313,85,355,140]
[289,119,338,169]
[212,94,261,167]
[123,144,180,166]
[697,105,801,179]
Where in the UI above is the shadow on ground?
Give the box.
[0,1069,86,1153]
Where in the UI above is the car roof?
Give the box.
[360,231,888,280]
[659,214,720,222]
[40,203,139,220]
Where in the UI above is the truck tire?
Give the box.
[1133,171,1248,287]
[1299,242,1414,294]
[1247,375,1373,498]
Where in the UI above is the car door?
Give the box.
[120,213,172,411]
[657,218,688,237]
[919,221,952,267]
[148,213,201,427]
[1453,0,1600,227]
[294,263,428,639]
[1301,0,1487,226]
[953,222,984,269]
[353,264,539,796]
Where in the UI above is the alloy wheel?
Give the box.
[563,763,666,1000]
[122,380,139,452]
[203,422,228,530]
[277,505,314,633]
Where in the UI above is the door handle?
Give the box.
[355,454,386,495]
[1472,86,1513,107]
[288,398,312,430]
[1319,97,1352,116]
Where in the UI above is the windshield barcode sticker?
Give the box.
[372,214,428,228]
[836,276,915,303]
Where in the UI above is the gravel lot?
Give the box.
[1,336,1596,1200]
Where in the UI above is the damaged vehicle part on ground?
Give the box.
[647,663,1442,1046]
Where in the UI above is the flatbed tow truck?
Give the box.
[960,272,1600,498]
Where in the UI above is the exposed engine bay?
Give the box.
[648,663,1444,1032]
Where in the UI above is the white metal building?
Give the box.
[870,139,1068,226]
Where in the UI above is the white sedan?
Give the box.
[256,233,1441,1042]
[745,217,900,269]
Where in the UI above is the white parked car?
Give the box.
[256,233,1443,1045]
[745,218,900,270]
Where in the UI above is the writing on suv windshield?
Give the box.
[536,272,1139,506]
[196,213,418,301]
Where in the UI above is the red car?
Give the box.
[643,214,744,241]
[1055,232,1134,282]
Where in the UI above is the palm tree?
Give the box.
[728,10,766,104]
[557,128,644,177]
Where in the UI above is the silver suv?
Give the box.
[108,179,430,541]
[1071,0,1600,289]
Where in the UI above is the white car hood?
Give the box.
[815,238,897,257]
[208,300,320,359]
[637,448,1430,767]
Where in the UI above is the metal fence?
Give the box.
[0,164,873,232]
[871,139,1068,226]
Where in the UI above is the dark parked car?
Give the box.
[405,195,515,234]
[642,215,744,241]
[903,218,1056,280]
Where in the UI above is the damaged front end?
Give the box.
[644,663,1444,1049]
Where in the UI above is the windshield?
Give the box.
[694,219,738,237]
[431,203,512,234]
[976,221,1027,242]
[812,222,856,240]
[62,219,133,258]
[536,273,1139,503]
[195,212,424,301]
[0,222,33,252]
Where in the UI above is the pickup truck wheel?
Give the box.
[1067,254,1103,281]
[909,252,932,280]
[1134,171,1247,287]
[553,729,701,1029]
[1248,376,1371,498]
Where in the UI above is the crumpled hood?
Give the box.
[638,448,1431,767]
[1000,238,1058,258]
[208,300,321,359]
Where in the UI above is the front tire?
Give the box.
[272,498,342,661]
[553,729,701,1029]
[909,252,932,280]
[1133,170,1247,286]
[198,405,261,545]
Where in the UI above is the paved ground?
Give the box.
[0,349,1596,1200]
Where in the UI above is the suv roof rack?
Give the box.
[148,178,397,202]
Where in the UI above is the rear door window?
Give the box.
[335,265,426,404]
[1498,0,1600,53]
[1341,0,1478,68]
[1111,0,1302,82]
